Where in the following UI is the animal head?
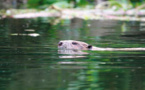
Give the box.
[58,40,92,50]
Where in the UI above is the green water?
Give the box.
[0,18,145,90]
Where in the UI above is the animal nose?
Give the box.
[58,42,63,46]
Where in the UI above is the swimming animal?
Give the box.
[58,40,145,51]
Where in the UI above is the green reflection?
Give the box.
[0,18,145,90]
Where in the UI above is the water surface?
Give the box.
[0,18,145,90]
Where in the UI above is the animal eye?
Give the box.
[72,42,78,45]
[58,42,63,46]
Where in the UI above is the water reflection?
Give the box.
[58,49,87,58]
[0,18,145,90]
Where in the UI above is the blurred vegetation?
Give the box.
[95,0,145,11]
[27,0,95,9]
[0,0,144,10]
[26,0,145,10]
[1,0,145,19]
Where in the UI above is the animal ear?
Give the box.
[87,45,92,49]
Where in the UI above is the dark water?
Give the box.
[0,18,145,90]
